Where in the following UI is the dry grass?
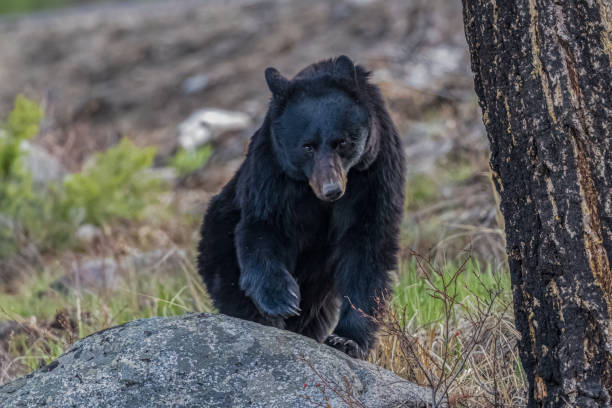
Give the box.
[1,222,526,407]
[368,253,526,407]
[372,307,524,407]
[1,249,526,408]
[0,198,526,408]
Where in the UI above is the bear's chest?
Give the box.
[289,190,361,252]
[291,196,332,246]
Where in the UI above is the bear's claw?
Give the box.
[325,334,366,359]
[243,267,302,318]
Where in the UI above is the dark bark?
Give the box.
[462,0,612,406]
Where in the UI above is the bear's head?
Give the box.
[264,56,378,202]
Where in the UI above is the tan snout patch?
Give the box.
[309,155,347,201]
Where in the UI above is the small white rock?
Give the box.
[178,109,251,151]
[181,74,209,95]
[76,224,102,245]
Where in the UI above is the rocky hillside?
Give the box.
[0,0,500,259]
[0,0,474,160]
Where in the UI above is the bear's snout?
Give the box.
[322,183,343,201]
[309,154,347,202]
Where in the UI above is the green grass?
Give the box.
[0,252,517,402]
[404,160,476,211]
[0,0,127,15]
[2,258,512,332]
[380,258,521,406]
[0,256,510,367]
[0,258,212,380]
[0,264,210,327]
[393,258,511,327]
[405,174,438,210]
[6,334,64,372]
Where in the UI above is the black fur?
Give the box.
[197,56,405,359]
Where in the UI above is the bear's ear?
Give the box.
[265,67,289,96]
[333,55,356,82]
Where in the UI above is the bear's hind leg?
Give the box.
[287,292,340,343]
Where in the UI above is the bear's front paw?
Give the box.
[325,334,367,359]
[241,268,301,318]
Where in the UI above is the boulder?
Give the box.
[20,142,67,187]
[0,314,432,408]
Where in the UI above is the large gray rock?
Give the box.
[0,314,432,408]
[20,141,67,187]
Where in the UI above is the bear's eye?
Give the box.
[302,144,315,153]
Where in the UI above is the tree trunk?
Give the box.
[461,0,612,406]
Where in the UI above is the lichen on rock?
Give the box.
[0,313,432,408]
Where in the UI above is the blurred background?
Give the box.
[0,0,521,403]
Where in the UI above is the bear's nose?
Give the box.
[322,183,343,201]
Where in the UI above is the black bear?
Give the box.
[198,56,405,359]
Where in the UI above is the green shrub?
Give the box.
[0,96,164,255]
[63,139,160,225]
[0,95,43,199]
[0,96,44,256]
[169,145,212,176]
